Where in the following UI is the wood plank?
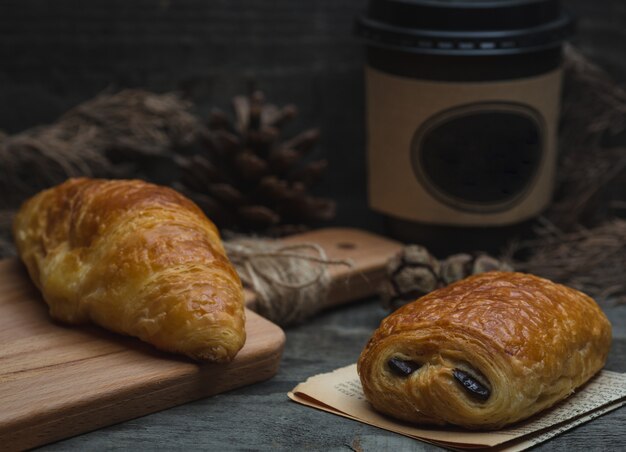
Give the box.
[0,259,285,451]
[0,228,401,450]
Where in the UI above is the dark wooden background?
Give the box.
[0,0,624,226]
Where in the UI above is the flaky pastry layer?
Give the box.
[358,272,611,429]
[13,178,245,362]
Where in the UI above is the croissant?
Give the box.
[358,272,611,430]
[13,178,245,362]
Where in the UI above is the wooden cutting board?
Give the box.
[0,228,401,450]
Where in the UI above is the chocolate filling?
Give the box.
[388,357,421,376]
[453,369,491,401]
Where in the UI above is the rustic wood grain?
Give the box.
[0,0,622,134]
[0,259,286,451]
[0,228,401,450]
[39,297,626,451]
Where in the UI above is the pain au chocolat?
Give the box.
[358,272,611,429]
[13,178,245,362]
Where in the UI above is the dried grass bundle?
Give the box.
[506,219,626,304]
[0,89,201,209]
[510,47,626,303]
[548,46,626,228]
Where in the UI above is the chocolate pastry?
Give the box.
[358,272,611,429]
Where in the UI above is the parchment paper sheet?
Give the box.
[288,364,626,451]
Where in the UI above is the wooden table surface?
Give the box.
[39,297,626,451]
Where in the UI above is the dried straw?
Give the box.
[505,218,626,304]
[547,46,626,228]
[0,89,201,210]
[508,47,626,303]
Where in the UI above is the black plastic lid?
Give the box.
[355,0,574,56]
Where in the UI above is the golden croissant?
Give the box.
[358,272,611,430]
[13,178,245,362]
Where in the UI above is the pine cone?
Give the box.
[176,91,335,235]
[440,253,514,285]
[380,246,514,311]
[379,245,442,311]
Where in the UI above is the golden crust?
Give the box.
[13,178,245,362]
[357,272,611,429]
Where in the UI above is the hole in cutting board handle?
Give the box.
[336,242,356,250]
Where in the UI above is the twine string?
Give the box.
[224,239,353,326]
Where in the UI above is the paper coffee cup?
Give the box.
[356,0,573,250]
